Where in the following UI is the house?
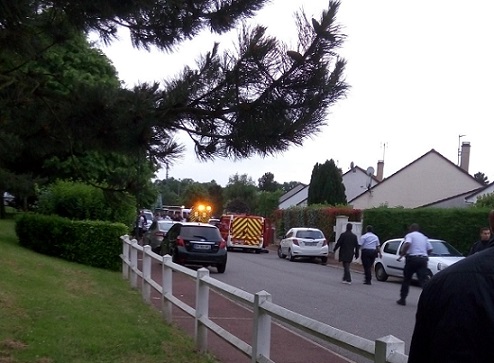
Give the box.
[349,145,484,209]
[278,164,381,209]
[464,181,494,205]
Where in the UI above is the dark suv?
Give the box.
[161,222,227,273]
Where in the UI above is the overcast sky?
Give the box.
[97,1,494,187]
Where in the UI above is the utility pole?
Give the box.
[457,134,466,165]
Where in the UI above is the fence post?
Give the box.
[252,290,272,363]
[162,255,173,323]
[375,335,406,363]
[122,236,130,280]
[195,268,210,353]
[130,239,138,289]
[142,245,152,303]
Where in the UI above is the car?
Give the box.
[161,222,227,273]
[142,220,176,253]
[278,227,329,264]
[141,209,154,230]
[374,238,465,282]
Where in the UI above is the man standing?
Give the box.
[468,226,491,255]
[333,223,359,285]
[408,210,494,362]
[396,223,432,306]
[359,225,381,285]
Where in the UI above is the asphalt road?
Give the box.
[211,248,422,361]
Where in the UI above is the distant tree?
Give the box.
[307,159,346,205]
[207,183,224,217]
[224,173,258,213]
[225,198,250,214]
[181,183,210,209]
[258,172,281,192]
[474,193,494,208]
[474,172,489,185]
[281,181,302,193]
[256,190,283,218]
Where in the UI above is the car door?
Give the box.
[163,223,181,255]
[281,229,293,255]
[382,240,405,277]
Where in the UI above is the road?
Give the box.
[210,249,422,361]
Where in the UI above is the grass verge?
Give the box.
[0,218,217,363]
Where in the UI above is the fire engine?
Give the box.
[219,214,272,253]
[189,203,213,223]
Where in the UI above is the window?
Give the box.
[296,230,324,239]
[181,226,222,241]
[384,240,401,255]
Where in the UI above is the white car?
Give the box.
[374,238,465,282]
[278,227,329,264]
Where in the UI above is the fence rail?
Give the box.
[120,235,408,363]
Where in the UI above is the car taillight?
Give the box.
[176,236,185,246]
[322,239,327,246]
[219,238,226,249]
[293,239,299,246]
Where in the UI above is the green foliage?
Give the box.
[37,180,136,226]
[15,213,128,270]
[307,159,346,205]
[362,207,492,255]
[224,173,259,213]
[474,193,494,209]
[256,190,283,218]
[258,172,281,192]
[181,183,210,209]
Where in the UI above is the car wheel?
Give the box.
[321,256,328,265]
[375,263,388,282]
[287,249,296,262]
[255,249,261,254]
[277,246,287,259]
[217,263,226,273]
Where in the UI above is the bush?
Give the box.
[37,180,135,227]
[15,213,128,270]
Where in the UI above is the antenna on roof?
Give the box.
[457,134,466,165]
[380,142,388,162]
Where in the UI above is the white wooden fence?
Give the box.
[120,235,408,363]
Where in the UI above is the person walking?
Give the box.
[396,223,432,306]
[408,210,494,362]
[359,225,381,285]
[467,226,491,255]
[333,223,359,285]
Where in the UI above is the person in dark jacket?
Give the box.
[467,226,491,255]
[408,210,494,362]
[333,223,359,284]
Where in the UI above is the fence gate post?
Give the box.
[142,245,152,303]
[122,236,130,280]
[130,239,138,288]
[195,268,210,353]
[161,255,173,323]
[375,335,405,363]
[252,290,272,363]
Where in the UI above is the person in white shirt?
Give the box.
[396,223,433,306]
[359,225,381,285]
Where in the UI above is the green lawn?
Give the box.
[0,218,217,363]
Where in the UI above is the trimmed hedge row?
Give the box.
[15,213,128,271]
[362,207,492,255]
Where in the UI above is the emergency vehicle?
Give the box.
[189,203,213,223]
[219,214,272,253]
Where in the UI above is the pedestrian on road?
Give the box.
[467,226,491,255]
[408,210,494,362]
[396,223,432,306]
[359,225,381,285]
[333,223,359,285]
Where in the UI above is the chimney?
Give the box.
[376,160,384,181]
[460,142,470,172]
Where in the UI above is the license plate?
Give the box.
[194,244,211,250]
[304,242,317,247]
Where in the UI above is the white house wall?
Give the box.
[465,183,494,204]
[350,152,482,209]
[342,170,378,202]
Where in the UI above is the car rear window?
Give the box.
[181,226,222,241]
[296,230,324,239]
